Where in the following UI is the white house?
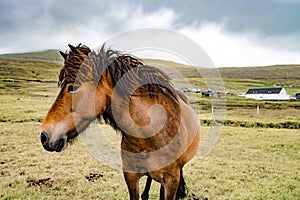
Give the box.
[245,88,290,101]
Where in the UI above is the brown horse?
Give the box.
[40,44,201,200]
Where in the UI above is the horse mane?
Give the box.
[59,44,177,97]
[58,44,179,131]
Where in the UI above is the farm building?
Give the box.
[245,87,290,101]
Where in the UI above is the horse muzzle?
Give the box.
[40,131,67,152]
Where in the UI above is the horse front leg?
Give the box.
[124,172,141,200]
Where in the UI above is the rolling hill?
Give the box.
[143,59,300,94]
[0,50,299,94]
[0,50,63,63]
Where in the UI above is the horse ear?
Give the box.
[68,44,82,54]
[59,51,67,60]
[68,44,77,52]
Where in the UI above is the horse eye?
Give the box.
[67,85,80,94]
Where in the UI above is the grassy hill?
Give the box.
[219,65,300,80]
[219,65,300,94]
[0,50,299,95]
[144,59,300,95]
[0,50,63,64]
[0,51,62,98]
[143,58,300,79]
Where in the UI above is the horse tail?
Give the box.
[176,169,200,200]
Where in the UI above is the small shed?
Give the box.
[296,93,300,100]
[245,87,290,101]
[202,90,214,97]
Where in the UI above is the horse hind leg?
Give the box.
[162,169,187,200]
[175,169,187,199]
[176,169,201,200]
[141,176,152,200]
[160,185,165,200]
[141,175,165,200]
[141,171,186,200]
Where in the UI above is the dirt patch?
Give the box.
[85,173,103,182]
[26,178,53,187]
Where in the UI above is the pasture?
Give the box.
[0,56,299,199]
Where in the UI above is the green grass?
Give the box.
[192,127,299,200]
[0,122,126,199]
[0,53,299,199]
[1,124,299,199]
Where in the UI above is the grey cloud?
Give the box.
[135,0,300,36]
[0,0,299,59]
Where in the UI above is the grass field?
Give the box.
[1,123,299,200]
[0,53,299,199]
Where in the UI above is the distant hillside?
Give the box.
[0,50,63,84]
[1,51,298,80]
[144,59,300,94]
[144,59,300,78]
[0,51,299,94]
[218,65,300,94]
[0,59,62,82]
[219,65,300,80]
[0,50,63,64]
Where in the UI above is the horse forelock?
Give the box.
[58,44,92,87]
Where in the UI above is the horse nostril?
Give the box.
[54,138,66,152]
[40,132,48,145]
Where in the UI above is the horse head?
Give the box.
[40,44,113,152]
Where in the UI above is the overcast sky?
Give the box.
[1,0,300,67]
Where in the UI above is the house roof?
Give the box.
[246,88,283,94]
